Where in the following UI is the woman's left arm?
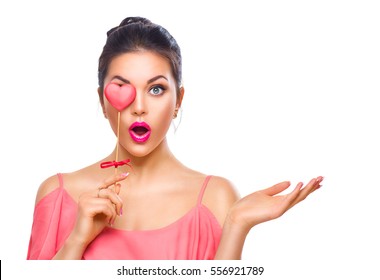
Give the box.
[214,176,323,260]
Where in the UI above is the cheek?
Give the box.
[150,99,176,131]
[104,103,120,131]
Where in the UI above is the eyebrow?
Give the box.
[111,75,168,85]
[147,75,168,84]
[112,75,130,84]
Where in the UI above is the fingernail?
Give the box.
[121,172,129,178]
[120,208,123,216]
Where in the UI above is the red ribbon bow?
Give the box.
[100,159,132,169]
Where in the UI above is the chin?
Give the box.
[122,142,156,159]
[126,137,168,159]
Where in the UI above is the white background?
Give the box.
[0,0,379,279]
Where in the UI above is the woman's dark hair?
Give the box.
[98,17,182,104]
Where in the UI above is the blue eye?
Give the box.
[149,85,164,96]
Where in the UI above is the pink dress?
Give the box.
[27,174,222,260]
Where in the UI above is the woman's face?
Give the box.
[102,51,180,157]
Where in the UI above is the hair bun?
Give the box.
[119,17,151,26]
[107,17,152,37]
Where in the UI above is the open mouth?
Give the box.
[133,126,148,135]
[129,122,151,143]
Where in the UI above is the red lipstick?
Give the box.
[129,122,151,143]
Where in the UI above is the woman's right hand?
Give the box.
[69,172,129,248]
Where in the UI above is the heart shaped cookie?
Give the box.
[104,83,136,111]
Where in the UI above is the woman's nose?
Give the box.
[131,91,146,116]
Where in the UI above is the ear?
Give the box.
[98,87,107,119]
[175,86,185,111]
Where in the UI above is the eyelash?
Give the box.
[149,85,165,96]
[110,81,166,96]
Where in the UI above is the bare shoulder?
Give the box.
[35,174,61,205]
[204,176,240,203]
[202,175,240,226]
[34,163,101,206]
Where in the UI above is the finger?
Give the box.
[315,176,324,189]
[282,182,303,207]
[87,198,117,225]
[104,201,117,225]
[98,173,129,190]
[316,175,324,182]
[106,183,119,195]
[309,176,323,192]
[261,181,291,196]
[299,177,320,198]
[289,177,321,208]
[115,183,121,195]
[97,188,123,216]
[98,199,118,225]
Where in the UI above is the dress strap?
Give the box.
[197,175,212,205]
[57,173,64,188]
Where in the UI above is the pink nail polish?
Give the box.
[120,208,123,216]
[121,172,129,178]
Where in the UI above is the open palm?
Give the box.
[229,176,323,232]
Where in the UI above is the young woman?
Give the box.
[27,17,323,260]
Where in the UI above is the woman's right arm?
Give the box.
[36,173,128,260]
